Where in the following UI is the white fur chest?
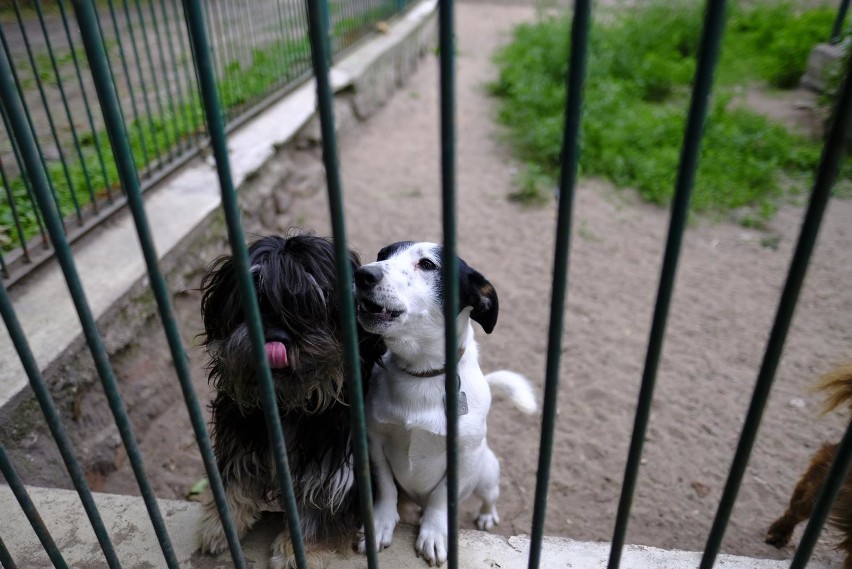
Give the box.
[366,357,491,502]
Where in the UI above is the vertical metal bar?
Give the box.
[154,0,191,151]
[336,0,352,53]
[168,0,201,139]
[34,0,99,213]
[303,1,378,568]
[527,0,590,567]
[286,0,308,78]
[791,422,852,567]
[0,33,181,569]
[789,65,852,569]
[0,155,31,261]
[319,0,331,64]
[223,0,244,112]
[0,284,122,569]
[274,0,295,82]
[199,0,222,112]
[236,0,253,90]
[608,2,728,567]
[133,0,176,160]
[180,2,308,567]
[57,0,115,203]
[0,6,72,231]
[146,0,184,153]
[242,0,257,71]
[0,533,17,569]
[192,0,210,118]
[0,446,70,569]
[437,0,459,567]
[230,0,248,90]
[0,101,48,247]
[71,0,248,565]
[211,0,234,111]
[700,42,852,569]
[831,0,850,43]
[121,0,166,167]
[229,0,246,111]
[11,1,81,226]
[361,0,372,32]
[299,0,312,76]
[107,0,153,171]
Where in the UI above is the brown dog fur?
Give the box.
[765,363,852,568]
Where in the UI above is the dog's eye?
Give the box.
[417,258,437,271]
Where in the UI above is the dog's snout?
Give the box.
[355,265,383,289]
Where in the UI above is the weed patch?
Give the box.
[489,1,847,218]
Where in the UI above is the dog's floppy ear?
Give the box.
[200,254,243,342]
[458,259,498,334]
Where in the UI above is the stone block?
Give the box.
[802,42,846,93]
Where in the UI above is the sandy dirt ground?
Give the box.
[101,3,852,565]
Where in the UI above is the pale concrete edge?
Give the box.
[0,484,827,568]
[0,0,438,412]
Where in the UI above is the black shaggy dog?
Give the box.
[196,231,384,569]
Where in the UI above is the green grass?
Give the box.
[0,36,310,253]
[218,38,311,109]
[489,0,848,218]
[721,3,838,88]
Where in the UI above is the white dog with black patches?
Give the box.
[353,241,536,566]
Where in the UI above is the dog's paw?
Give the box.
[198,529,228,556]
[475,506,500,531]
[197,507,229,555]
[764,519,793,548]
[270,532,328,569]
[415,525,448,566]
[357,508,399,553]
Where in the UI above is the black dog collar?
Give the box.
[397,347,466,378]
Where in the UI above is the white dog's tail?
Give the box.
[485,370,538,414]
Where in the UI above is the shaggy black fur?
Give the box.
[199,231,384,553]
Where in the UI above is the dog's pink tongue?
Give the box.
[265,342,288,369]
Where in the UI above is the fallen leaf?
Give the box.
[187,478,209,501]
[691,481,711,498]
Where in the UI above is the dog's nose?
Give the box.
[354,265,383,289]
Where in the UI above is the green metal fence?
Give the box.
[1,0,852,568]
[831,0,851,43]
[0,0,411,286]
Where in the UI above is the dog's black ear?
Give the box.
[459,260,498,334]
[200,255,242,342]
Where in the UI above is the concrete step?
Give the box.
[1,484,829,569]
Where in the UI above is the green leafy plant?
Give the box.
[490,1,844,218]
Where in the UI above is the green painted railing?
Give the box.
[1,1,851,569]
[831,0,851,43]
[0,0,413,286]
